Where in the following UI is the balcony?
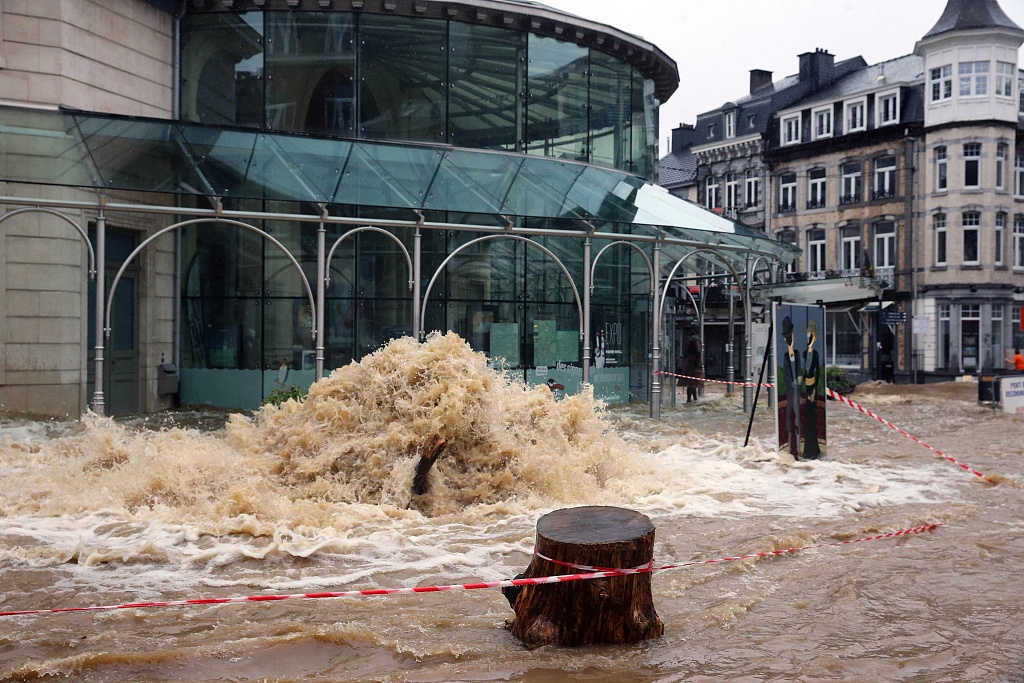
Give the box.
[872,188,897,201]
[777,201,796,213]
[839,193,861,205]
[806,198,826,210]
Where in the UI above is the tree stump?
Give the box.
[504,506,664,648]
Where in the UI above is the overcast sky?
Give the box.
[538,0,1024,147]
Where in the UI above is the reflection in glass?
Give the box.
[359,16,447,143]
[590,51,632,171]
[448,23,525,151]
[527,35,589,162]
[180,12,264,128]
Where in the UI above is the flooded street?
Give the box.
[1,336,1023,682]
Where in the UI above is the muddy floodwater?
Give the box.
[1,334,1023,682]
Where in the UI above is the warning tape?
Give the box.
[655,370,773,389]
[655,369,985,479]
[0,524,940,619]
[824,388,986,478]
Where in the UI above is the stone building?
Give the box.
[662,0,1024,382]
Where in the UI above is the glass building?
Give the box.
[0,0,795,416]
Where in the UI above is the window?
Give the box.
[996,143,1007,190]
[841,226,862,272]
[707,123,717,139]
[991,306,1004,371]
[962,304,981,371]
[934,213,947,266]
[780,231,798,274]
[845,98,866,132]
[873,156,897,200]
[813,106,832,139]
[995,212,1006,265]
[962,211,980,264]
[931,65,952,101]
[841,162,862,204]
[874,221,896,269]
[747,113,756,129]
[725,173,739,214]
[877,90,899,126]
[745,169,760,207]
[963,143,981,188]
[959,61,989,97]
[807,168,826,209]
[995,61,1014,98]
[807,228,826,273]
[781,114,800,145]
[935,146,948,191]
[937,304,951,369]
[778,173,797,212]
[1015,215,1024,268]
[705,176,720,209]
[1015,154,1024,197]
[725,111,735,139]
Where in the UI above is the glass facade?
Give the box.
[180,10,658,179]
[177,201,648,409]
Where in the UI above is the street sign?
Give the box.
[882,311,907,325]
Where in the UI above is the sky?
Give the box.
[537,0,1024,147]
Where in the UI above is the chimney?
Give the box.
[749,69,773,94]
[671,123,695,153]
[798,48,835,86]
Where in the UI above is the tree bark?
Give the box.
[504,506,663,648]
[412,434,446,495]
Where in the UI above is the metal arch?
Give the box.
[658,247,745,319]
[0,207,97,279]
[326,226,414,291]
[420,234,585,340]
[590,240,654,293]
[105,217,318,341]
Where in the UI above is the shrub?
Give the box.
[262,385,307,407]
[826,366,856,395]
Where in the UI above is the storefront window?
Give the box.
[962,304,980,371]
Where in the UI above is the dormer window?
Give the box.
[725,111,735,139]
[812,106,832,139]
[931,65,952,101]
[781,114,800,146]
[877,90,899,126]
[707,123,717,139]
[958,61,989,97]
[845,99,866,133]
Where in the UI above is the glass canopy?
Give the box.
[0,105,797,263]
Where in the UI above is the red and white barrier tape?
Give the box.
[825,388,985,478]
[655,370,773,389]
[0,524,940,619]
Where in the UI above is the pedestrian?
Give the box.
[1014,348,1024,372]
[679,325,704,403]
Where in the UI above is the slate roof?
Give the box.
[922,0,1024,39]
[659,150,698,188]
[783,54,925,111]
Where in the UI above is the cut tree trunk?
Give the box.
[412,434,447,495]
[504,505,663,648]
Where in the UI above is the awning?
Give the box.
[0,104,797,265]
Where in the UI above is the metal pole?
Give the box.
[91,209,106,416]
[316,220,326,380]
[651,241,662,420]
[743,254,753,411]
[726,271,736,395]
[413,228,422,340]
[582,237,591,385]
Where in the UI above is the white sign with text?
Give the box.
[1001,375,1024,415]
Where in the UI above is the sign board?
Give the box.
[1001,375,1024,415]
[912,316,929,335]
[1020,306,1024,332]
[882,311,907,325]
[773,303,827,460]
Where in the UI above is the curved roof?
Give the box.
[185,0,679,101]
[922,0,1023,39]
[0,104,796,262]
